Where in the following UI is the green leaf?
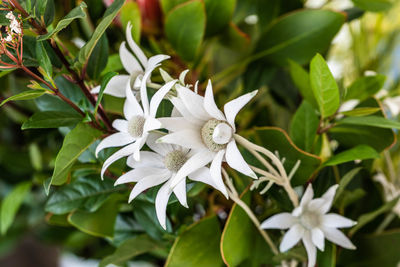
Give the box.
[120,1,141,42]
[317,243,336,267]
[68,195,120,238]
[0,90,47,107]
[36,41,53,76]
[22,111,82,129]
[86,34,109,79]
[245,127,321,186]
[165,216,223,267]
[352,0,392,12]
[290,101,319,152]
[45,176,124,215]
[204,0,236,36]
[160,0,187,14]
[338,115,400,129]
[50,123,102,186]
[334,167,362,205]
[165,0,206,61]
[310,53,340,118]
[76,0,125,66]
[340,107,381,117]
[323,145,379,166]
[38,2,87,40]
[349,197,399,236]
[1,182,32,235]
[288,60,318,109]
[344,75,386,101]
[256,10,345,65]
[100,235,158,267]
[94,72,118,116]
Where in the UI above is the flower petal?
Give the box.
[226,140,257,179]
[169,97,204,125]
[300,184,314,207]
[124,82,143,120]
[150,80,177,117]
[143,117,162,133]
[279,224,305,252]
[158,117,200,132]
[188,167,219,190]
[127,151,164,169]
[210,150,229,198]
[311,228,325,251]
[322,227,356,250]
[155,181,173,230]
[260,213,296,229]
[114,167,166,185]
[322,214,357,228]
[176,84,211,121]
[157,130,206,150]
[95,132,135,157]
[112,119,128,133]
[173,176,188,208]
[91,75,130,97]
[223,90,257,131]
[204,80,225,120]
[319,184,339,214]
[101,143,136,179]
[146,132,173,156]
[128,171,170,202]
[126,21,147,67]
[119,41,142,74]
[132,134,147,161]
[302,231,317,267]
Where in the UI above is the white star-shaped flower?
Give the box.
[96,61,176,179]
[157,80,258,197]
[114,132,226,229]
[92,22,168,97]
[261,184,356,267]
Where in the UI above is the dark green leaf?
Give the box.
[334,167,362,205]
[317,243,336,267]
[86,34,109,79]
[94,72,118,116]
[35,41,53,76]
[165,0,206,61]
[344,75,386,101]
[323,145,379,166]
[352,0,392,12]
[288,60,318,109]
[338,116,400,129]
[0,90,47,107]
[21,111,82,129]
[204,0,236,36]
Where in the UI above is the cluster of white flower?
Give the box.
[3,12,22,42]
[95,22,357,266]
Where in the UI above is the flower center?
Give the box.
[201,119,232,152]
[130,71,144,91]
[164,150,187,172]
[128,115,145,138]
[299,210,321,230]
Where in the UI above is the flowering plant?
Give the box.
[1,0,400,266]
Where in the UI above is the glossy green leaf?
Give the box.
[344,75,386,101]
[317,243,336,267]
[38,2,87,40]
[288,60,318,109]
[165,216,223,267]
[100,235,158,267]
[352,0,392,12]
[86,34,109,79]
[1,182,31,235]
[245,127,321,186]
[94,72,118,116]
[36,41,53,76]
[76,0,125,66]
[310,54,340,118]
[0,90,47,107]
[338,115,400,129]
[256,10,345,65]
[334,167,362,205]
[340,107,381,117]
[45,176,124,214]
[204,0,236,35]
[165,0,206,61]
[68,195,120,238]
[120,1,141,42]
[50,123,102,186]
[323,145,379,166]
[21,111,82,129]
[160,0,187,14]
[290,101,319,152]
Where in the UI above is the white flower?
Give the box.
[114,132,227,229]
[261,184,356,267]
[92,22,168,97]
[158,80,257,197]
[6,12,21,34]
[374,172,400,217]
[96,62,176,179]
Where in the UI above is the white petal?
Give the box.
[91,75,130,98]
[112,119,128,133]
[158,117,200,132]
[170,150,215,188]
[169,96,204,125]
[128,171,170,202]
[302,231,317,267]
[101,143,136,179]
[209,150,229,198]
[143,117,162,133]
[279,224,305,252]
[114,167,166,185]
[322,227,356,250]
[319,184,339,214]
[157,130,206,150]
[179,69,189,85]
[260,213,296,229]
[146,132,173,156]
[95,132,135,157]
[173,177,188,208]
[311,228,325,251]
[322,214,357,228]
[146,54,170,72]
[127,151,164,168]
[226,140,257,179]
[300,184,314,207]
[124,82,143,120]
[176,84,212,121]
[132,135,147,161]
[149,80,177,117]
[224,90,257,131]
[155,181,173,230]
[204,80,225,120]
[126,21,147,67]
[188,167,219,190]
[119,42,142,74]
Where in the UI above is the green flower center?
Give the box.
[164,150,187,172]
[299,210,321,230]
[128,115,145,138]
[201,119,232,152]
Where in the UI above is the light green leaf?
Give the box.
[165,0,206,61]
[352,0,392,12]
[310,53,340,118]
[160,0,187,14]
[36,41,53,76]
[1,182,32,235]
[165,216,223,267]
[38,2,87,40]
[344,75,386,101]
[21,111,82,129]
[323,145,379,166]
[120,1,141,42]
[341,107,381,117]
[338,115,400,129]
[100,235,158,267]
[76,0,125,66]
[0,90,47,107]
[288,60,318,109]
[204,0,235,36]
[50,123,102,186]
